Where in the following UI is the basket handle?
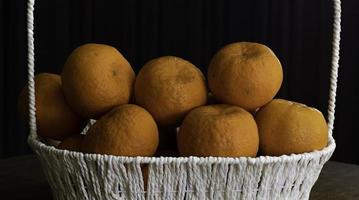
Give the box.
[327,0,341,138]
[26,0,341,139]
[27,0,36,139]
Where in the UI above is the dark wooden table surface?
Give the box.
[1,155,358,200]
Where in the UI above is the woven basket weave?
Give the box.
[26,0,341,199]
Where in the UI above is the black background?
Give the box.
[0,0,358,164]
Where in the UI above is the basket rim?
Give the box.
[28,133,336,165]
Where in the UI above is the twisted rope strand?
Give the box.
[27,0,37,137]
[327,0,341,137]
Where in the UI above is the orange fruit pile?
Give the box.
[19,42,328,158]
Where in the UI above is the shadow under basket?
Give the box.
[25,0,341,199]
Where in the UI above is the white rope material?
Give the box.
[29,138,335,200]
[327,0,341,138]
[27,0,37,137]
[26,0,340,199]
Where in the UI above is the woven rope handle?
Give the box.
[327,0,341,138]
[27,0,36,139]
[26,0,341,139]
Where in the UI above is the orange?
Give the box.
[81,104,159,156]
[18,73,84,140]
[177,105,259,157]
[208,42,283,111]
[58,134,84,151]
[134,56,207,126]
[255,99,328,156]
[62,43,135,119]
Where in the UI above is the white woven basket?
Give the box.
[26,0,341,199]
